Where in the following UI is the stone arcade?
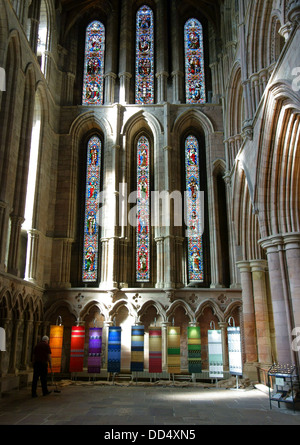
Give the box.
[0,0,300,392]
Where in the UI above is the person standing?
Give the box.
[31,335,52,398]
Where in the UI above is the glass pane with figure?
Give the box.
[82,21,105,105]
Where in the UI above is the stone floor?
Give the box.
[0,380,300,428]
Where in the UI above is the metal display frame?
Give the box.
[268,364,300,412]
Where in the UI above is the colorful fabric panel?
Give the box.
[87,327,102,373]
[131,325,144,372]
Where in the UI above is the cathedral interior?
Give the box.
[1,0,300,395]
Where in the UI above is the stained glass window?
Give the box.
[82,136,102,282]
[184,19,206,104]
[136,136,150,282]
[82,21,105,105]
[135,6,154,104]
[185,135,204,282]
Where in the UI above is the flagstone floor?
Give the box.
[0,381,300,427]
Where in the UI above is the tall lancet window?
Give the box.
[82,136,102,282]
[135,5,154,104]
[185,135,204,282]
[136,136,150,282]
[184,19,206,104]
[82,21,105,105]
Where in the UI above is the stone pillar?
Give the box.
[219,322,229,369]
[104,9,118,103]
[156,71,168,103]
[100,238,109,287]
[0,201,8,272]
[42,321,50,338]
[170,0,184,103]
[118,0,133,103]
[61,238,73,287]
[175,236,185,288]
[20,319,33,370]
[0,319,10,377]
[237,262,258,362]
[104,73,117,104]
[119,72,132,104]
[171,71,184,103]
[155,237,164,289]
[32,321,42,354]
[250,260,273,366]
[25,229,39,282]
[8,319,22,374]
[164,236,176,288]
[7,215,24,276]
[284,234,300,366]
[260,236,294,364]
[223,173,239,288]
[161,321,170,371]
[103,320,113,372]
[155,0,168,103]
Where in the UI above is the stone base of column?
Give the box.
[242,362,260,382]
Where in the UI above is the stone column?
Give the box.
[260,236,294,364]
[0,201,8,272]
[223,173,239,288]
[7,215,24,276]
[100,238,109,288]
[20,319,33,370]
[219,322,229,369]
[284,234,300,366]
[0,319,10,377]
[119,72,132,104]
[8,320,22,374]
[104,9,118,104]
[104,73,117,104]
[118,0,133,103]
[25,229,39,282]
[164,236,176,288]
[42,321,50,339]
[237,262,258,362]
[32,321,42,353]
[156,71,168,103]
[106,237,118,289]
[171,71,184,103]
[250,260,273,366]
[103,320,113,372]
[170,0,184,103]
[155,237,164,289]
[61,238,73,287]
[161,321,170,371]
[175,236,185,288]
